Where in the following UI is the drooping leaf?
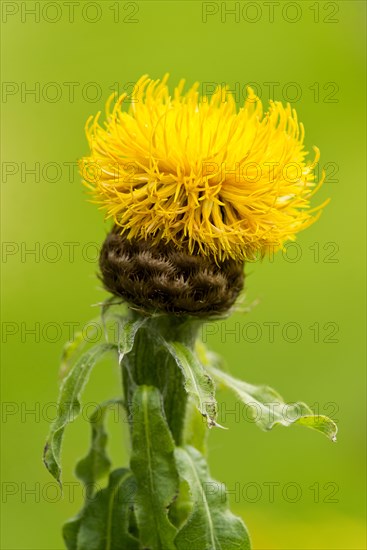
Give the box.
[43,343,117,483]
[208,365,338,441]
[130,385,178,549]
[65,468,139,550]
[75,398,124,492]
[112,314,147,363]
[174,445,251,550]
[165,341,218,428]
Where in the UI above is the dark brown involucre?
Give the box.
[99,227,245,317]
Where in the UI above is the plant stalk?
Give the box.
[122,312,202,445]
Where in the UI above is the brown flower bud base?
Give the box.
[99,227,245,317]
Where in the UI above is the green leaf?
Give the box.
[130,385,178,549]
[70,468,140,550]
[165,341,218,428]
[208,365,338,441]
[43,343,117,483]
[63,514,83,550]
[75,398,124,492]
[112,314,147,362]
[174,445,251,550]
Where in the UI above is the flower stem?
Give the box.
[122,312,202,445]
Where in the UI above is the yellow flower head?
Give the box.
[81,74,327,261]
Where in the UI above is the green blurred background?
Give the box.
[1,1,366,548]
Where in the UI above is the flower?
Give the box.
[80,74,327,261]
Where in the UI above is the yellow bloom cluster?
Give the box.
[81,74,327,261]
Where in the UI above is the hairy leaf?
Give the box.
[130,385,178,549]
[208,365,338,441]
[165,341,218,427]
[43,343,117,483]
[174,445,251,550]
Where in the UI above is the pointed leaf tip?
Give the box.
[207,364,338,442]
